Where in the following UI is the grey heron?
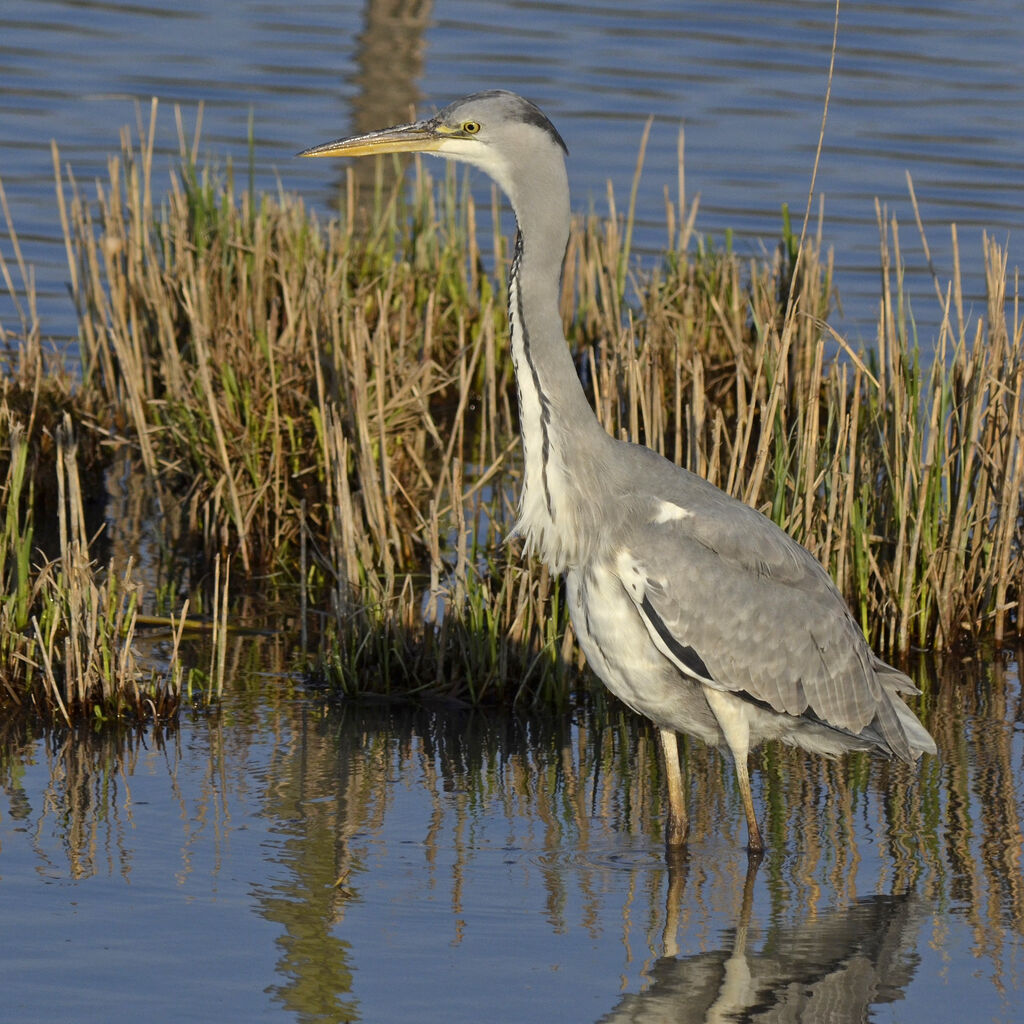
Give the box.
[300,90,936,853]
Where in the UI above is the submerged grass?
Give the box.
[1,104,1022,716]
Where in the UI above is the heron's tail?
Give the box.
[873,659,937,760]
[889,695,937,758]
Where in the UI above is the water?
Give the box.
[1,1,1023,349]
[2,5,1023,1020]
[2,657,1022,1022]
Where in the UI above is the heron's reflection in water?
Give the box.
[599,855,926,1023]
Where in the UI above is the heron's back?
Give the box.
[571,440,936,762]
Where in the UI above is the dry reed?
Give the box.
[1,105,1021,715]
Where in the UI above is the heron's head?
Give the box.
[300,91,569,219]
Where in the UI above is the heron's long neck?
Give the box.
[507,202,607,571]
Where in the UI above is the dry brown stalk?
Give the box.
[1,106,1021,716]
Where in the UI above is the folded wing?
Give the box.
[614,489,920,762]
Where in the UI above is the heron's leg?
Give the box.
[732,751,764,854]
[703,688,764,854]
[658,728,688,847]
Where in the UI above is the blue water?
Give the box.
[1,0,1023,347]
[2,667,1022,1022]
[2,5,1023,1020]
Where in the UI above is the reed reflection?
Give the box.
[0,717,182,882]
[1,653,1020,1021]
[247,656,1020,1018]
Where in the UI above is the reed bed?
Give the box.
[0,313,222,721]
[0,398,187,721]
[1,106,1021,715]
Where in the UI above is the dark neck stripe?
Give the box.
[510,231,555,519]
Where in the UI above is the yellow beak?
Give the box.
[298,120,444,159]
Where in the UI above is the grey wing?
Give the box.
[614,496,915,760]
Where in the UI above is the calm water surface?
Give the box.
[2,5,1023,1021]
[2,656,1022,1022]
[1,1,1023,347]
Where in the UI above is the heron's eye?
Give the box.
[462,120,481,135]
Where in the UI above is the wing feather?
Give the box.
[613,486,914,758]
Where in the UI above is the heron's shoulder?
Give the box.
[606,445,830,591]
[610,442,755,513]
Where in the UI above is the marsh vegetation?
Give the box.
[1,109,1021,720]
